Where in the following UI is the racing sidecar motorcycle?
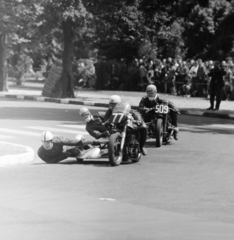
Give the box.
[75,137,109,163]
[107,101,142,166]
[75,102,143,167]
[146,102,176,147]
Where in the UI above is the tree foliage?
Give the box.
[1,0,234,94]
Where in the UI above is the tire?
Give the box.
[131,152,141,163]
[155,118,163,147]
[76,158,84,163]
[108,132,123,166]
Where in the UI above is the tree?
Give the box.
[85,0,145,62]
[183,0,233,59]
[37,0,92,98]
[0,0,45,90]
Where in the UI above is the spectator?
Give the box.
[160,60,168,94]
[175,59,189,96]
[167,62,177,95]
[188,60,198,97]
[110,62,119,90]
[182,74,192,97]
[45,58,53,79]
[196,59,207,97]
[139,62,148,88]
[223,63,232,101]
[147,65,155,84]
[207,61,226,111]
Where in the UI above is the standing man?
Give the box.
[207,61,226,111]
[196,59,206,97]
[189,60,199,97]
[139,61,148,88]
[175,59,189,96]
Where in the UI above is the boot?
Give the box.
[173,127,179,140]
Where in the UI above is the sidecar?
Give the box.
[76,146,108,162]
[75,134,109,162]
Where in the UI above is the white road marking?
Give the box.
[179,124,234,130]
[208,124,234,129]
[57,124,86,130]
[0,128,40,136]
[0,135,16,139]
[25,126,87,135]
[99,198,116,201]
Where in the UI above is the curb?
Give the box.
[1,93,234,120]
[0,141,34,167]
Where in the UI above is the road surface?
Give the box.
[0,98,234,240]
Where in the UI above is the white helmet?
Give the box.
[75,134,84,141]
[146,84,157,101]
[41,131,53,142]
[109,95,121,109]
[79,107,90,117]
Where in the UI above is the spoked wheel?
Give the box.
[155,118,163,147]
[108,132,123,166]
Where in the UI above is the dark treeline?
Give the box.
[1,0,234,97]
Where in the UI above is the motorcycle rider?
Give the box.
[103,95,122,122]
[104,95,148,156]
[138,84,180,140]
[79,107,110,139]
[37,131,93,163]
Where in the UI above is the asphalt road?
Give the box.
[0,99,234,240]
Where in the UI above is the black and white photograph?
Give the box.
[0,0,234,239]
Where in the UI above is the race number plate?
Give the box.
[155,104,169,114]
[109,113,127,124]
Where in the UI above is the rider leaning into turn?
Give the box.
[37,131,92,163]
[104,95,148,156]
[79,107,110,139]
[138,84,180,140]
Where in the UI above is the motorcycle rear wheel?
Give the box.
[155,118,163,147]
[108,132,123,166]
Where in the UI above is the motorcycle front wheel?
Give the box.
[155,118,163,147]
[108,132,123,166]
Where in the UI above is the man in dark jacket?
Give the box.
[207,61,226,110]
[37,131,93,163]
[139,84,180,140]
[79,107,110,139]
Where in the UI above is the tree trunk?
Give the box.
[0,34,8,92]
[61,20,75,98]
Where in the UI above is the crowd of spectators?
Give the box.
[133,57,234,101]
[94,56,234,101]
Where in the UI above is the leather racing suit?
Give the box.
[86,114,110,139]
[138,95,180,127]
[37,136,83,163]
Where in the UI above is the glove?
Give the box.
[99,131,110,138]
[144,107,153,113]
[143,107,149,112]
[102,120,109,127]
[127,114,134,121]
